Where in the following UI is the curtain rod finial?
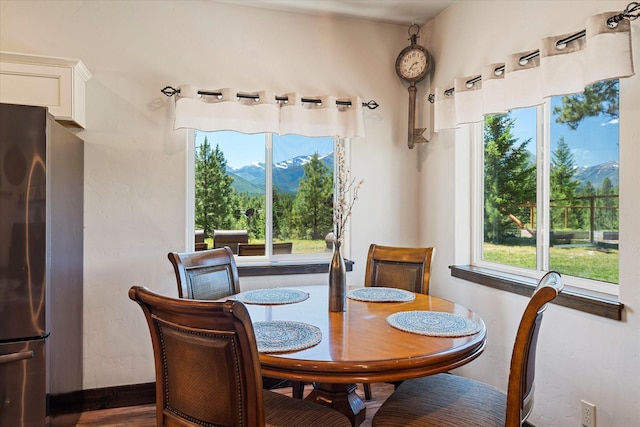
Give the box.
[161,86,180,97]
[364,100,379,110]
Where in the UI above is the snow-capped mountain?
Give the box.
[574,161,619,189]
[227,153,333,194]
[227,155,617,195]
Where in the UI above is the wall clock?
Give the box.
[395,24,432,149]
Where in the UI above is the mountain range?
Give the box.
[573,161,619,189]
[228,153,334,195]
[228,154,618,195]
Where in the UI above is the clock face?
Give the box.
[396,47,429,82]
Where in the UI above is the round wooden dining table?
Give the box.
[234,285,486,427]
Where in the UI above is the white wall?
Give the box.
[420,1,640,426]
[0,1,421,389]
[2,1,638,425]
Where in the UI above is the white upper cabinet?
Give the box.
[0,52,92,128]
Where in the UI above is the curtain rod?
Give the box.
[161,86,380,110]
[428,2,639,103]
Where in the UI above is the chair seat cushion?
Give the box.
[263,390,351,427]
[372,373,507,427]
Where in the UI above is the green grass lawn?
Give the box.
[483,243,618,284]
[277,239,327,252]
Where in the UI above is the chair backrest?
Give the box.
[364,244,435,294]
[213,229,249,254]
[129,286,265,426]
[194,229,208,251]
[237,242,294,256]
[505,271,564,426]
[168,247,240,300]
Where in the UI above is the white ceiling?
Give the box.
[215,0,455,26]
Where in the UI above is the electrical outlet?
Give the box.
[581,400,596,427]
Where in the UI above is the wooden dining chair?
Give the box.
[371,271,564,427]
[364,244,435,294]
[129,286,351,427]
[361,244,435,399]
[168,246,303,396]
[168,246,240,301]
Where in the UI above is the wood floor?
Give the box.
[70,383,394,427]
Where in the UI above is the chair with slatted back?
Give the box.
[371,271,564,427]
[129,286,351,427]
[360,244,435,400]
[168,247,240,301]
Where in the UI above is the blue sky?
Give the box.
[195,131,333,169]
[510,96,619,167]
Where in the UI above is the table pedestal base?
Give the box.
[305,382,366,427]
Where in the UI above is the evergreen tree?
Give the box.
[484,114,536,243]
[553,80,618,130]
[580,181,595,197]
[600,177,614,196]
[290,153,333,240]
[273,189,294,240]
[194,137,234,237]
[550,137,581,229]
[598,177,617,231]
[579,181,596,233]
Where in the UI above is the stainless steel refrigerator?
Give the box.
[0,103,83,427]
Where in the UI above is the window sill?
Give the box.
[238,259,354,277]
[450,265,623,321]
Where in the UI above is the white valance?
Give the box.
[173,85,365,138]
[434,9,636,132]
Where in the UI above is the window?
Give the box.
[473,81,619,295]
[191,130,336,260]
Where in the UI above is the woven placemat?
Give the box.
[236,288,309,305]
[387,311,481,337]
[253,321,322,354]
[347,287,416,302]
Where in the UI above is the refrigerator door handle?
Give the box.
[0,350,34,364]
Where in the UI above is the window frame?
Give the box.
[470,100,620,299]
[187,130,350,265]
